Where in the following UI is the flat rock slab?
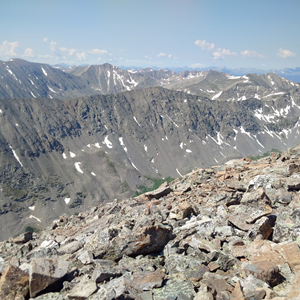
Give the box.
[29,258,69,298]
[67,279,97,299]
[203,278,228,294]
[274,242,300,272]
[0,265,29,300]
[241,188,267,205]
[246,205,273,224]
[145,186,172,199]
[228,214,252,231]
[230,244,247,258]
[78,250,94,265]
[32,292,66,300]
[57,240,83,255]
[130,269,165,291]
[226,181,247,192]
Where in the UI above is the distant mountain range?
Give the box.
[1,58,300,240]
[118,65,300,83]
[1,59,299,101]
[54,62,300,83]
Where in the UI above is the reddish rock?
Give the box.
[203,278,228,294]
[124,225,173,256]
[274,242,300,272]
[244,260,281,287]
[232,280,244,299]
[170,201,194,220]
[0,265,29,300]
[130,269,165,291]
[208,262,220,272]
[230,240,247,258]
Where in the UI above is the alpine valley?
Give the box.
[0,58,300,241]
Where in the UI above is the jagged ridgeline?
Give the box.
[0,59,300,241]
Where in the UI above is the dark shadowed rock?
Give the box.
[13,231,33,244]
[92,265,122,283]
[244,260,281,287]
[286,174,300,191]
[29,258,69,298]
[145,186,172,199]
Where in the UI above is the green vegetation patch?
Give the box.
[24,225,39,233]
[132,176,174,197]
[248,148,282,161]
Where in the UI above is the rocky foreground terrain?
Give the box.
[2,145,300,299]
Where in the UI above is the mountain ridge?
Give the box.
[1,59,299,101]
[1,84,300,240]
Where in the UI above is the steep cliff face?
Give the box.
[1,85,300,239]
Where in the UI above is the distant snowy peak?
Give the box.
[0,59,299,101]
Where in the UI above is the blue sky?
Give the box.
[0,0,299,69]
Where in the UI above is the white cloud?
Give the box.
[195,39,215,51]
[157,52,166,57]
[23,48,35,57]
[38,54,52,59]
[190,63,203,68]
[69,49,76,55]
[241,50,264,58]
[277,48,296,58]
[88,49,107,55]
[60,47,76,56]
[50,41,57,51]
[213,48,237,60]
[0,41,19,56]
[144,55,152,59]
[76,52,86,60]
[43,38,48,42]
[168,54,172,58]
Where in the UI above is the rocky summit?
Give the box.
[2,145,300,299]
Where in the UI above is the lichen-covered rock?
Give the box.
[102,224,173,260]
[0,265,29,300]
[152,279,196,300]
